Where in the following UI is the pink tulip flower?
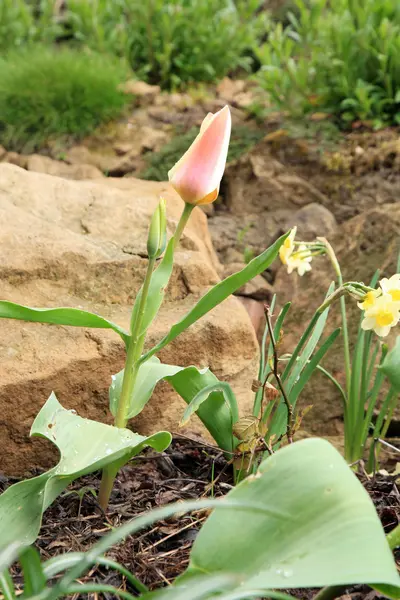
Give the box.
[168,105,231,205]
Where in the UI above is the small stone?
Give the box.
[217,77,246,102]
[27,155,103,180]
[4,152,28,169]
[120,79,161,98]
[285,203,337,239]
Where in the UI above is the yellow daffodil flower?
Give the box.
[279,227,296,265]
[357,289,381,311]
[380,274,400,302]
[361,293,400,337]
[286,245,313,277]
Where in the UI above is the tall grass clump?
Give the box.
[0,46,130,152]
[256,0,400,127]
[65,0,265,89]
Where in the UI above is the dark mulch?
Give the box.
[2,438,399,599]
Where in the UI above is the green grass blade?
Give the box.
[0,570,16,600]
[269,329,340,440]
[259,295,276,380]
[63,583,137,600]
[282,282,335,387]
[0,301,130,346]
[19,547,46,596]
[43,553,149,594]
[254,300,290,417]
[316,365,347,405]
[359,346,388,452]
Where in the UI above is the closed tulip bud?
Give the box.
[168,105,231,206]
[147,197,167,259]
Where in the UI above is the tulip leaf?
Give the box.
[180,382,237,428]
[380,335,400,390]
[139,575,294,600]
[0,301,130,346]
[130,238,175,338]
[0,393,171,569]
[110,359,238,453]
[142,232,289,363]
[182,438,400,591]
[109,357,184,419]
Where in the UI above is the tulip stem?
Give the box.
[99,257,155,511]
[173,203,194,247]
[115,257,156,429]
[99,203,195,510]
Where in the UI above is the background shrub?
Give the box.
[0,46,130,152]
[0,0,60,51]
[255,0,400,127]
[64,0,265,89]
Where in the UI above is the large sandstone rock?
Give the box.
[274,204,400,436]
[0,163,258,475]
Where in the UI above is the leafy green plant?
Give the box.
[255,0,400,127]
[0,106,290,554]
[277,229,400,467]
[0,45,130,152]
[63,0,265,89]
[1,439,399,599]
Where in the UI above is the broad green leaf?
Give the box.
[110,360,238,453]
[109,357,183,419]
[19,547,46,596]
[167,366,239,453]
[140,573,294,600]
[0,301,130,346]
[0,393,171,568]
[380,335,400,389]
[180,382,237,427]
[183,438,399,591]
[141,232,289,363]
[130,238,174,337]
[139,574,238,600]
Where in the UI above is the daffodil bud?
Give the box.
[147,197,167,259]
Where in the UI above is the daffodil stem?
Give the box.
[319,238,351,396]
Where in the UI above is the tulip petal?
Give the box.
[168,106,231,205]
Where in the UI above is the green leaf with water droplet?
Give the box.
[180,438,399,592]
[0,393,171,569]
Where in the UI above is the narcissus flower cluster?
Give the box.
[279,227,313,276]
[358,274,400,337]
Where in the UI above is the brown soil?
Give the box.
[2,438,399,599]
